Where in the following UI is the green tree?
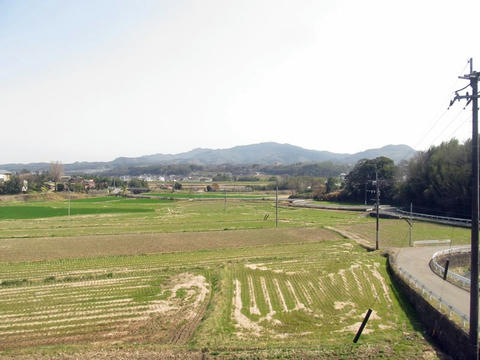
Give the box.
[0,176,22,195]
[127,178,148,188]
[213,173,231,181]
[49,161,64,192]
[342,157,396,203]
[325,177,340,193]
[398,139,470,217]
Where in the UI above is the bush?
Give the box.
[212,173,231,181]
[128,178,148,188]
[237,176,260,182]
[313,190,342,202]
[288,192,314,199]
[0,176,22,195]
[206,183,220,192]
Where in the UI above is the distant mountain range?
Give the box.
[0,142,417,174]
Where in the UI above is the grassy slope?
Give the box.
[336,218,470,247]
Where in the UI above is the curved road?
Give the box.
[394,245,472,317]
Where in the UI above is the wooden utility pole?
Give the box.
[364,183,367,205]
[68,187,71,217]
[450,57,480,359]
[469,60,479,359]
[275,182,279,228]
[409,202,413,247]
[224,190,227,212]
[375,171,379,250]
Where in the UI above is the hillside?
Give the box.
[0,142,416,174]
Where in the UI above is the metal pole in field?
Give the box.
[443,260,450,280]
[375,171,379,250]
[353,308,372,343]
[275,183,279,228]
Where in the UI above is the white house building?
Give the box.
[0,170,12,182]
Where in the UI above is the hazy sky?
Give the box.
[1,0,480,163]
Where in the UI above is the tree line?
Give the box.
[1,139,473,219]
[103,161,349,178]
[339,139,473,218]
[0,172,146,195]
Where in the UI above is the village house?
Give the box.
[84,179,96,189]
[0,170,12,182]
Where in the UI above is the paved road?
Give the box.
[394,246,472,316]
[381,208,470,228]
[289,199,370,212]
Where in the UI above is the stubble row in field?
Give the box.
[0,196,448,358]
[0,198,368,239]
[0,239,436,358]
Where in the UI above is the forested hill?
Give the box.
[111,143,415,166]
[1,142,416,173]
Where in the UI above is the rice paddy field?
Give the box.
[0,195,459,359]
[145,192,271,199]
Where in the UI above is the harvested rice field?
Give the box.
[0,196,442,358]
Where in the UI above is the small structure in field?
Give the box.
[0,170,12,182]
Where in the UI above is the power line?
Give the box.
[446,114,471,140]
[409,59,472,153]
[427,107,467,146]
[412,108,449,149]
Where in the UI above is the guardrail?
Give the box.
[395,209,471,225]
[393,262,470,331]
[430,247,471,288]
[413,239,451,246]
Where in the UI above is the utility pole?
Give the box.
[375,171,379,250]
[364,183,367,206]
[409,202,413,247]
[68,185,71,217]
[402,202,413,247]
[449,57,480,359]
[275,182,279,228]
[224,189,227,212]
[470,60,479,359]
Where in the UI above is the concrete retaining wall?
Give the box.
[430,247,471,290]
[436,251,470,269]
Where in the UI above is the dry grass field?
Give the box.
[0,227,340,263]
[336,218,470,248]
